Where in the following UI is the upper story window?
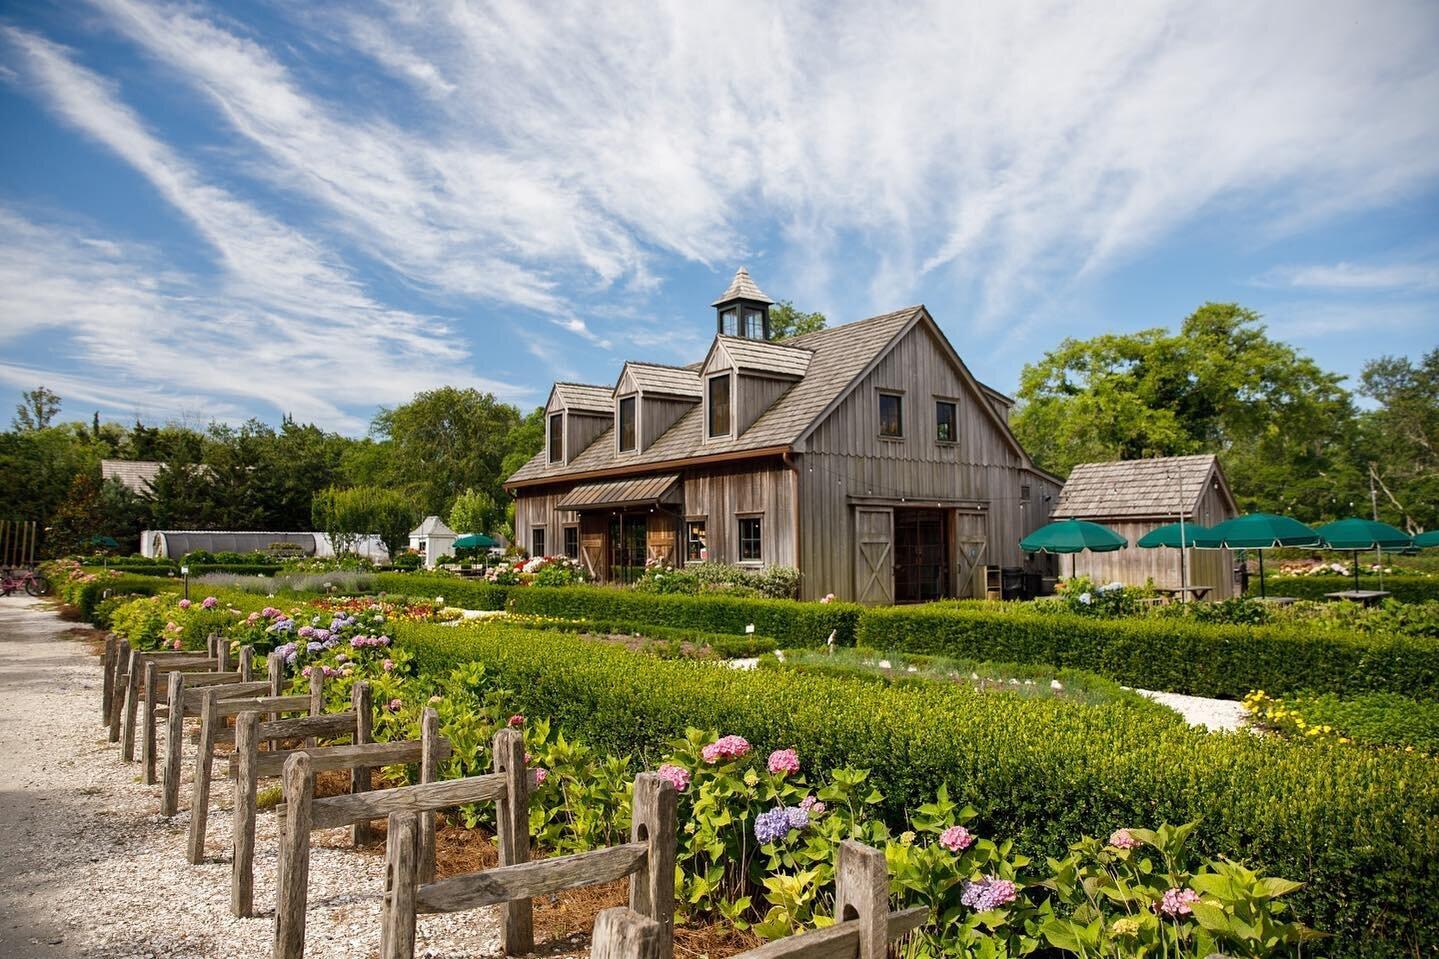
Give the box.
[935,400,957,443]
[708,374,731,438]
[743,308,765,339]
[720,308,739,336]
[618,396,637,451]
[548,412,564,463]
[879,392,904,438]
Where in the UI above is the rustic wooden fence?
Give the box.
[376,767,677,959]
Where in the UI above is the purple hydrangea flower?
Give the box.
[306,641,323,654]
[754,807,794,844]
[785,806,809,830]
[961,877,1018,911]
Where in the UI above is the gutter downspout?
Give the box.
[782,450,802,596]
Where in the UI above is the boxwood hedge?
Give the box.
[859,604,1439,700]
[372,573,511,611]
[503,586,860,648]
[62,573,175,621]
[1248,574,1439,603]
[398,621,1439,956]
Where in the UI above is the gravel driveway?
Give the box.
[0,595,501,959]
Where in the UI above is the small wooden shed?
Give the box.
[1050,454,1239,598]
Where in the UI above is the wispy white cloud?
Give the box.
[1256,261,1439,293]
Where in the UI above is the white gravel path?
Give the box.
[1134,689,1247,731]
[0,595,502,959]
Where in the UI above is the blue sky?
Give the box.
[1,1,1436,434]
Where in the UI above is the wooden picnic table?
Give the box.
[1323,589,1391,606]
[1154,585,1213,602]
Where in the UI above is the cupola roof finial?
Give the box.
[711,266,774,306]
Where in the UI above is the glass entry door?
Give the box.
[894,508,949,603]
[607,514,648,584]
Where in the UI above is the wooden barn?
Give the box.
[1050,454,1240,598]
[505,268,1062,604]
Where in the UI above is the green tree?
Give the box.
[768,300,827,340]
[1355,349,1438,532]
[1012,303,1360,520]
[499,406,546,484]
[312,484,419,558]
[12,386,61,431]
[448,487,499,535]
[46,471,106,555]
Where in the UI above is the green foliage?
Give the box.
[858,603,1439,699]
[1244,689,1439,754]
[768,301,828,340]
[447,487,500,537]
[505,586,860,648]
[1356,349,1439,532]
[633,561,803,599]
[1051,575,1153,616]
[12,385,61,431]
[396,621,1439,955]
[312,484,420,558]
[1246,574,1439,604]
[372,573,511,610]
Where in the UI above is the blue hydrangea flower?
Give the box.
[754,807,793,844]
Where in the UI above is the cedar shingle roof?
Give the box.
[552,382,613,414]
[410,515,455,537]
[507,306,922,485]
[620,362,702,398]
[711,266,774,306]
[715,336,813,378]
[101,459,162,494]
[1052,455,1229,519]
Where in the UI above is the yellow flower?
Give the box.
[1111,917,1141,937]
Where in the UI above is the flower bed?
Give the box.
[397,620,1439,955]
[1244,689,1439,755]
[858,603,1439,700]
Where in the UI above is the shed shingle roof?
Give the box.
[101,459,162,494]
[508,306,922,485]
[552,382,614,414]
[620,362,702,398]
[711,266,774,306]
[1052,455,1227,519]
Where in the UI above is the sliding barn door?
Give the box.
[854,507,894,605]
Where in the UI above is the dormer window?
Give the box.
[547,412,564,463]
[708,374,731,437]
[712,266,774,341]
[617,396,637,452]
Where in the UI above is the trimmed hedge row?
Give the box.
[63,574,175,621]
[1247,574,1439,603]
[503,586,861,648]
[859,605,1439,700]
[372,573,511,611]
[104,562,284,577]
[399,622,1439,957]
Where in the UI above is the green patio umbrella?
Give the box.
[88,535,120,549]
[453,533,500,549]
[1020,519,1127,578]
[1136,523,1217,598]
[1316,518,1412,592]
[1413,530,1439,549]
[1204,512,1319,599]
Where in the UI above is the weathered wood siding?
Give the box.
[681,461,796,568]
[793,322,1056,601]
[641,397,696,452]
[736,375,793,435]
[513,489,579,559]
[567,412,611,462]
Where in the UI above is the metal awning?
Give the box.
[556,474,682,512]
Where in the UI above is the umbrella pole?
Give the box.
[1259,550,1266,599]
[1353,550,1360,592]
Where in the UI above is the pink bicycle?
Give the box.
[0,567,50,596]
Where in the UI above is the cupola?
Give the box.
[712,267,774,340]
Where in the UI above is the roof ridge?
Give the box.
[620,360,702,372]
[716,334,815,354]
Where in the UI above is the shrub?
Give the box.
[1249,574,1439,603]
[373,573,510,611]
[858,604,1439,700]
[505,586,860,648]
[632,561,802,599]
[397,621,1439,956]
[1244,689,1439,754]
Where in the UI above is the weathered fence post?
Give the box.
[238,645,254,682]
[214,633,230,672]
[380,811,420,959]
[273,752,313,959]
[351,681,374,845]
[121,648,142,760]
[161,671,185,816]
[186,688,220,864]
[101,635,116,722]
[267,651,284,726]
[590,907,663,959]
[418,707,440,882]
[629,772,677,956]
[142,662,159,784]
[494,726,534,955]
[306,669,325,748]
[108,639,130,742]
[835,839,888,959]
[232,710,260,917]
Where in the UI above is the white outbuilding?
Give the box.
[408,516,457,568]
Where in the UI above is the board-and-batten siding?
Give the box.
[794,321,1057,601]
[641,397,696,451]
[736,374,794,435]
[1063,479,1237,599]
[513,489,579,559]
[681,462,797,568]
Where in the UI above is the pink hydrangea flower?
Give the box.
[387,698,403,712]
[382,658,396,672]
[820,593,835,604]
[201,596,218,609]
[171,638,183,650]
[177,598,192,610]
[508,714,525,727]
[534,767,548,784]
[939,825,974,852]
[656,764,691,792]
[799,795,826,816]
[767,749,800,775]
[301,665,313,678]
[701,735,751,764]
[1156,887,1200,917]
[1108,828,1140,850]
